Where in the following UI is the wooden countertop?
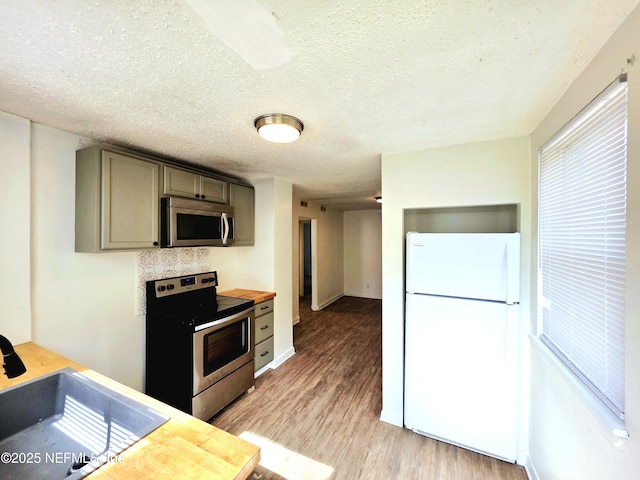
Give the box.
[218,289,276,305]
[0,343,260,480]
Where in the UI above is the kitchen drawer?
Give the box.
[254,312,274,345]
[255,299,274,318]
[255,337,274,371]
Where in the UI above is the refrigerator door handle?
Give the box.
[505,236,519,305]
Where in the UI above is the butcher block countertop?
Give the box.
[0,343,260,480]
[218,289,276,304]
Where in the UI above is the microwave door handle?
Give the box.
[222,213,229,244]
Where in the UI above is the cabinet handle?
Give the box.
[260,306,269,311]
[201,195,206,199]
[260,350,270,357]
[260,325,269,330]
[195,194,200,198]
[153,242,159,246]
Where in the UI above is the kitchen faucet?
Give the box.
[0,335,27,378]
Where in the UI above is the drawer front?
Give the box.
[255,337,274,371]
[255,299,274,318]
[254,312,274,344]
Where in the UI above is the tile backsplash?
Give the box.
[136,248,210,315]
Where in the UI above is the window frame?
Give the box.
[537,74,628,422]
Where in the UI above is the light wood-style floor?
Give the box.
[211,296,528,480]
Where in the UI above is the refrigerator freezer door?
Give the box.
[406,232,520,303]
[404,293,519,461]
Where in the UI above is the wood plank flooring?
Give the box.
[211,296,528,480]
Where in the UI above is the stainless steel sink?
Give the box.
[0,368,169,479]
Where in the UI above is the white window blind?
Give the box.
[538,75,627,419]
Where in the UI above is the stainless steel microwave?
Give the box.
[161,196,234,247]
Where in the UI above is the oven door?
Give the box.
[193,307,254,395]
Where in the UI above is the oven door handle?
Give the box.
[194,305,255,332]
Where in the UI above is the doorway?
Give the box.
[298,218,317,324]
[302,221,312,296]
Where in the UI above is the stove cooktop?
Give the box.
[146,272,255,328]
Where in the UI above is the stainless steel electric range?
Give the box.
[145,271,255,421]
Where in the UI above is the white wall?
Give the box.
[316,205,344,308]
[292,198,344,320]
[380,136,531,456]
[343,210,382,299]
[527,5,640,479]
[219,178,276,292]
[272,177,295,366]
[0,112,31,344]
[30,124,144,387]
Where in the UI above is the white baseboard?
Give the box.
[313,293,344,311]
[379,409,403,427]
[344,291,382,300]
[254,347,296,377]
[524,456,538,480]
[272,346,295,369]
[292,315,300,325]
[254,363,271,378]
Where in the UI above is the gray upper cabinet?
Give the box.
[76,144,254,252]
[76,148,160,252]
[163,166,228,204]
[229,182,255,246]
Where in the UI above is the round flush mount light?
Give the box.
[255,113,304,143]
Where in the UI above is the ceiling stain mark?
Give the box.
[182,0,294,71]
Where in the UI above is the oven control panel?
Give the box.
[153,272,218,298]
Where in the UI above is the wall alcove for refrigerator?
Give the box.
[403,203,519,234]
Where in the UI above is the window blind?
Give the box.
[538,75,627,419]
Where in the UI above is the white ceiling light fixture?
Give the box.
[255,113,304,143]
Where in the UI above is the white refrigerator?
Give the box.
[404,232,520,462]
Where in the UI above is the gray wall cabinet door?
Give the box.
[164,166,228,204]
[229,183,255,246]
[101,151,160,250]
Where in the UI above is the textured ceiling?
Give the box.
[0,1,638,210]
